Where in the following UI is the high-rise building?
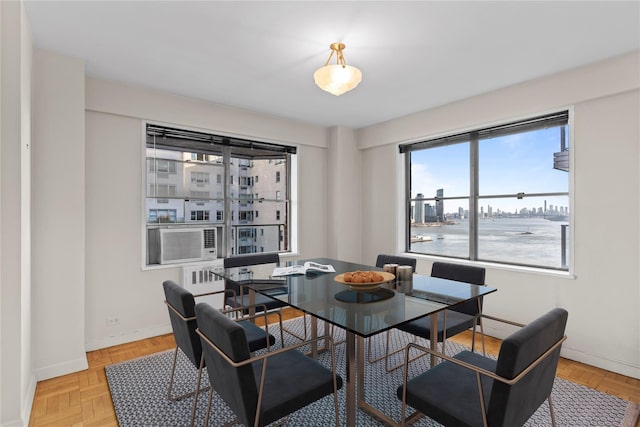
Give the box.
[425,203,437,222]
[415,193,425,224]
[436,189,444,222]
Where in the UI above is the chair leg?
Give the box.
[190,354,205,427]
[384,331,423,373]
[366,328,427,372]
[479,316,486,355]
[368,330,392,363]
[168,347,210,402]
[282,312,307,342]
[203,386,214,427]
[470,315,487,355]
[548,395,557,427]
[167,347,180,401]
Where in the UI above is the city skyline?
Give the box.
[413,191,568,223]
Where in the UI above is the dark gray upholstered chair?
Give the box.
[375,254,417,273]
[377,261,487,371]
[367,254,418,362]
[195,302,343,427]
[397,308,568,427]
[224,253,307,341]
[162,280,276,423]
[223,253,283,311]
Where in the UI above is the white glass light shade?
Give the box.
[314,64,362,96]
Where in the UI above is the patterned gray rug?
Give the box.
[106,317,638,426]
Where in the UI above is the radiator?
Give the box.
[182,260,225,309]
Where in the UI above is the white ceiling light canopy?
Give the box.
[314,42,362,96]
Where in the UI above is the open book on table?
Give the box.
[272,261,336,277]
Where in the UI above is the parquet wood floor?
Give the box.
[29,309,640,426]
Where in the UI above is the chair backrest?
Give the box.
[375,254,417,273]
[162,280,202,367]
[487,308,568,427]
[224,253,280,296]
[195,302,258,427]
[223,253,280,268]
[430,262,485,316]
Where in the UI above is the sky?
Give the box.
[410,126,569,214]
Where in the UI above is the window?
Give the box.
[149,184,177,198]
[401,111,570,270]
[149,159,177,174]
[148,209,177,223]
[190,210,210,221]
[276,210,281,221]
[276,171,281,182]
[145,123,296,266]
[239,211,254,221]
[190,191,209,198]
[191,171,209,185]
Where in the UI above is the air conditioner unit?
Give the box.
[149,227,217,265]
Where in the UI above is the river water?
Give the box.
[410,217,569,269]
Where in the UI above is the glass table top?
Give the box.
[216,257,496,338]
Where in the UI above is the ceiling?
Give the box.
[23,1,640,129]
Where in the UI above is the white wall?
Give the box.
[0,2,35,425]
[32,49,88,381]
[83,78,330,351]
[19,4,34,422]
[357,52,640,378]
[326,126,362,262]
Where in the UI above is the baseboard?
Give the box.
[560,346,640,380]
[22,373,37,426]
[483,323,640,380]
[85,324,173,352]
[35,356,89,382]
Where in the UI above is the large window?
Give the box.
[401,111,570,270]
[145,124,296,266]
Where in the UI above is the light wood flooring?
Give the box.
[29,309,640,426]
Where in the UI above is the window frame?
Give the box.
[400,110,574,273]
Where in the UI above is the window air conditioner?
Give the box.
[149,227,217,265]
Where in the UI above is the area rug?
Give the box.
[106,317,638,426]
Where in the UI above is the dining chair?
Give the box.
[411,262,487,352]
[374,261,487,371]
[223,253,282,311]
[375,254,417,273]
[162,280,278,424]
[366,254,418,362]
[397,308,569,427]
[224,253,307,341]
[194,302,343,427]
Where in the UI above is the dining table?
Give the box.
[214,257,497,427]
